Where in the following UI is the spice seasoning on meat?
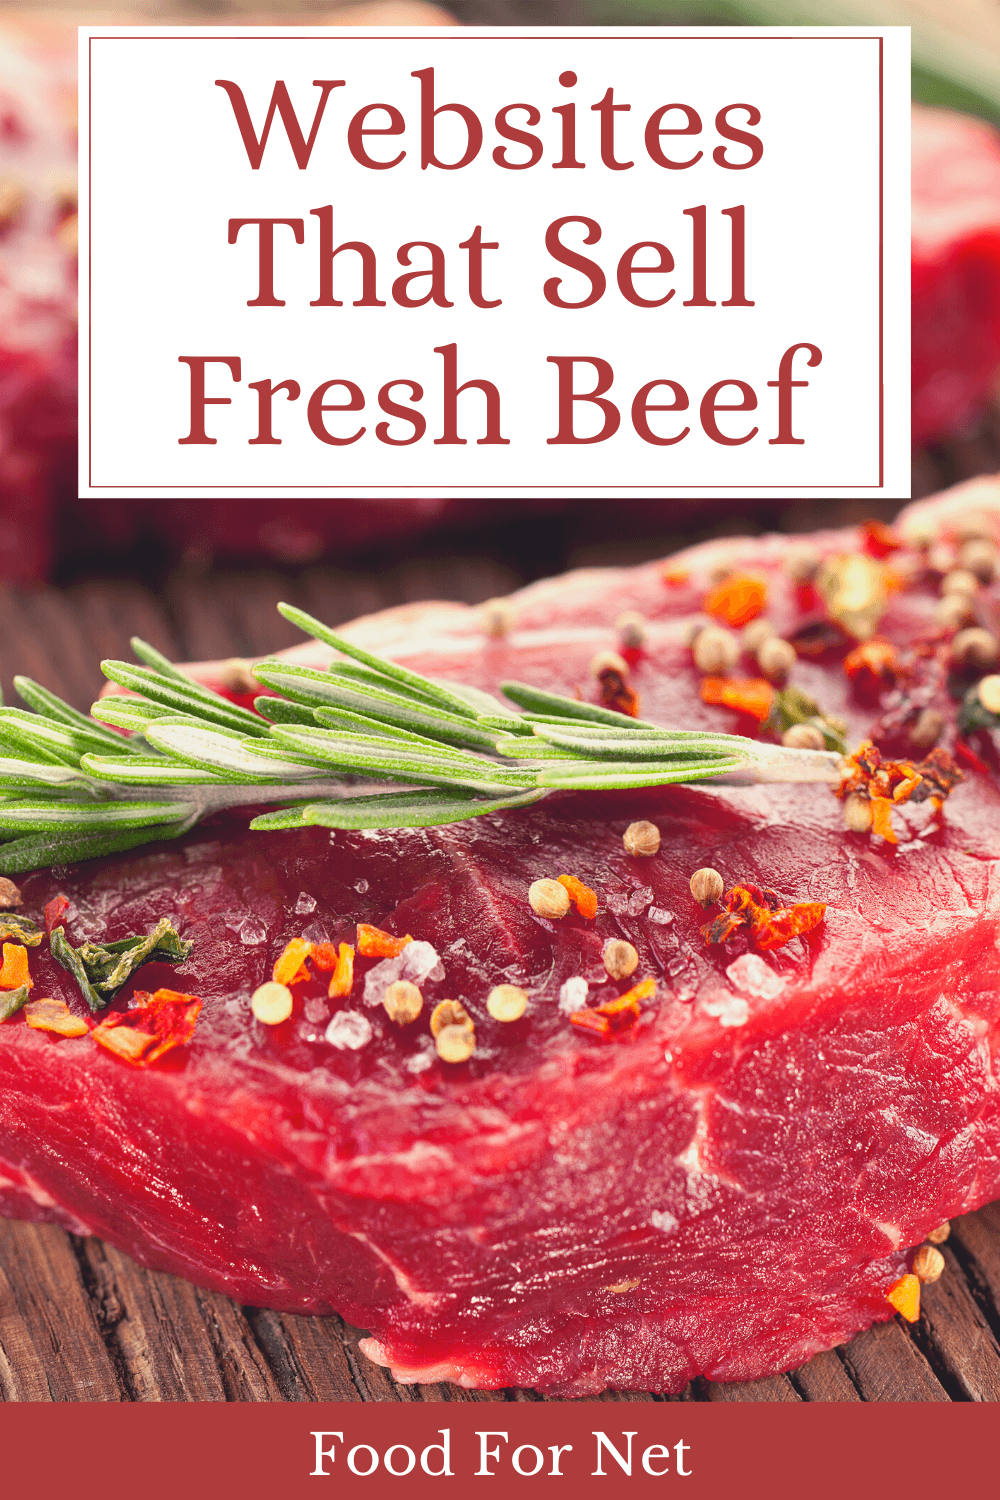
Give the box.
[273,937,313,986]
[703,885,826,952]
[44,895,70,933]
[24,999,90,1039]
[623,820,660,857]
[356,924,412,958]
[700,677,776,722]
[556,874,598,920]
[591,651,640,718]
[383,980,423,1025]
[326,943,355,999]
[0,914,43,947]
[91,988,203,1067]
[486,985,528,1022]
[528,879,571,920]
[885,1273,921,1323]
[911,1245,945,1284]
[0,983,31,1023]
[0,879,23,910]
[704,575,767,628]
[430,999,472,1037]
[251,982,294,1026]
[0,943,31,992]
[836,742,963,843]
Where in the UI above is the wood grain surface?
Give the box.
[1,509,999,1403]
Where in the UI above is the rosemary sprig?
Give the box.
[0,606,845,873]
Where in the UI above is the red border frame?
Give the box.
[85,33,887,492]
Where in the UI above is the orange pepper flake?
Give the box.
[700,676,776,722]
[573,976,655,1039]
[0,943,31,991]
[703,885,826,952]
[885,1273,921,1323]
[556,874,598,920]
[868,797,897,843]
[356,923,412,958]
[704,574,766,628]
[91,987,203,1067]
[328,942,356,1000]
[24,999,89,1038]
[273,937,313,987]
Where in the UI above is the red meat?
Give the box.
[912,104,1000,445]
[2,484,999,1395]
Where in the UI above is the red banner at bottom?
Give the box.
[2,1400,994,1500]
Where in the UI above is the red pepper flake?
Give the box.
[861,519,902,558]
[592,656,640,718]
[0,943,31,991]
[700,676,776,722]
[44,895,70,933]
[356,924,412,958]
[837,742,963,841]
[273,937,312,986]
[844,638,898,690]
[556,874,598,920]
[704,574,766,628]
[703,884,826,952]
[310,942,339,971]
[573,976,655,1039]
[327,942,355,1000]
[91,987,203,1067]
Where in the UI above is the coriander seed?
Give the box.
[957,536,998,582]
[910,707,944,749]
[951,627,999,672]
[528,878,571,919]
[251,981,293,1026]
[692,626,739,675]
[843,794,873,833]
[933,594,972,631]
[782,724,825,751]
[0,878,23,909]
[590,649,629,679]
[978,675,1000,715]
[926,1222,951,1245]
[383,979,423,1025]
[623,820,660,857]
[616,610,647,649]
[757,637,796,683]
[603,939,639,980]
[912,1244,945,1284]
[742,618,777,655]
[430,999,472,1037]
[940,568,979,599]
[436,1023,476,1063]
[486,984,528,1022]
[481,597,515,639]
[690,867,724,906]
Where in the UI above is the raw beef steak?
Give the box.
[2,479,1000,1396]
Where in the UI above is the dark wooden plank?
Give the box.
[914,1243,1000,1401]
[951,1200,1000,1325]
[839,1318,950,1402]
[73,1238,279,1402]
[0,1220,122,1401]
[705,1374,801,1402]
[788,1349,862,1402]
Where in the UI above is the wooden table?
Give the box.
[2,539,1000,1404]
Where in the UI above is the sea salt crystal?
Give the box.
[628,885,654,917]
[301,921,330,946]
[650,1209,679,1235]
[558,976,589,1015]
[239,917,267,946]
[405,1050,434,1075]
[725,953,784,1001]
[354,878,369,895]
[325,1011,372,1050]
[699,991,750,1028]
[295,891,317,915]
[304,998,329,1024]
[648,906,675,926]
[606,891,630,917]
